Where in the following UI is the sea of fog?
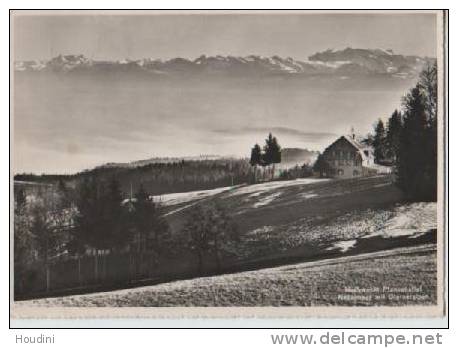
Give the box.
[13,73,414,174]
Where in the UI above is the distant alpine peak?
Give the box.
[15,48,434,79]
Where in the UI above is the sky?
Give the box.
[13,12,437,61]
[12,11,439,174]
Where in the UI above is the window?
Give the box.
[353,170,360,176]
[338,169,344,176]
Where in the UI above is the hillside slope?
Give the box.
[160,175,436,265]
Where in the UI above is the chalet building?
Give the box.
[319,134,376,179]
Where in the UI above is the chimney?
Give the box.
[350,126,355,139]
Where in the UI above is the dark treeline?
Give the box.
[88,159,252,195]
[366,62,437,201]
[15,158,252,197]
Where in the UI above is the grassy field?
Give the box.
[18,244,436,307]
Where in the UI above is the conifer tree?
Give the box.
[250,144,262,166]
[249,144,262,182]
[270,136,282,165]
[262,133,282,179]
[385,64,437,201]
[419,61,438,122]
[104,178,129,251]
[132,184,169,254]
[71,177,112,253]
[397,84,431,200]
[386,109,403,162]
[419,61,438,201]
[373,119,386,164]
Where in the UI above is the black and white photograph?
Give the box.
[10,10,446,320]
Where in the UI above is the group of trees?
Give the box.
[368,110,403,165]
[367,62,437,201]
[13,177,170,293]
[69,177,169,256]
[14,173,240,294]
[249,133,282,182]
[14,182,72,293]
[71,179,240,275]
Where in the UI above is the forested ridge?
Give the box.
[15,158,253,196]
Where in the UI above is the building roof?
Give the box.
[324,135,373,162]
[343,134,370,150]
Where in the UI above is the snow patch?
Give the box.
[301,193,318,199]
[229,178,329,198]
[308,60,352,68]
[326,240,357,252]
[152,186,236,206]
[247,225,275,236]
[253,192,282,208]
[367,202,437,238]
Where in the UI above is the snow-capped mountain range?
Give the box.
[14,48,434,78]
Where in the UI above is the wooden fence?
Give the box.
[15,250,206,299]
